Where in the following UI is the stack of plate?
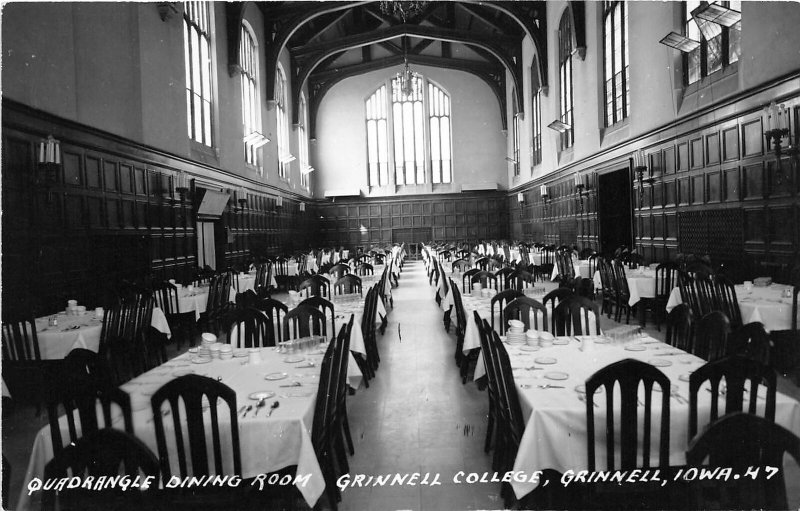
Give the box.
[507,320,525,344]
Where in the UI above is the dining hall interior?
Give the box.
[2,1,800,510]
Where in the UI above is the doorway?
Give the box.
[597,167,633,254]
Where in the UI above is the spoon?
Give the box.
[242,405,253,417]
[267,401,280,417]
[254,398,267,416]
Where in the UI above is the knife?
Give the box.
[654,352,684,356]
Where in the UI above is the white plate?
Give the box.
[544,371,569,381]
[283,356,305,363]
[191,357,212,364]
[264,372,288,381]
[624,345,646,352]
[553,338,570,345]
[281,390,313,398]
[520,345,540,352]
[534,356,557,365]
[233,349,248,358]
[249,391,276,400]
[648,358,672,367]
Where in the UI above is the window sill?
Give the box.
[189,140,218,165]
[558,147,575,165]
[682,62,739,97]
[599,118,630,147]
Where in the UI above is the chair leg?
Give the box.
[341,404,355,456]
[484,408,494,453]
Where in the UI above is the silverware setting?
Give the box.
[654,352,684,356]
[267,401,280,417]
[254,398,267,416]
[537,384,564,389]
[242,405,253,417]
[279,381,302,387]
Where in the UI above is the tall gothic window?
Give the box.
[298,95,310,189]
[558,10,575,149]
[240,22,261,168]
[365,75,452,186]
[276,64,290,179]
[684,0,741,85]
[392,74,425,185]
[531,57,543,168]
[183,1,213,146]
[428,82,451,184]
[511,90,520,177]
[366,85,389,186]
[603,1,629,126]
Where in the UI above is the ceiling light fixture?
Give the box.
[379,0,427,22]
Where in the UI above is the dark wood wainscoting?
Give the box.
[314,192,509,249]
[2,101,311,315]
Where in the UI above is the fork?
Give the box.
[538,384,564,389]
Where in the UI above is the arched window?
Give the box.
[429,82,451,184]
[276,64,290,179]
[558,9,575,149]
[365,74,452,186]
[684,0,741,86]
[298,94,310,189]
[183,1,214,146]
[240,22,261,168]
[511,90,520,177]
[392,73,425,185]
[531,57,543,167]
[366,85,389,186]
[603,1,629,126]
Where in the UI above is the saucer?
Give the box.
[534,356,557,365]
[283,356,305,363]
[264,372,288,381]
[648,358,672,367]
[544,371,569,381]
[249,391,276,400]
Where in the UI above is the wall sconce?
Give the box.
[540,184,551,215]
[36,135,62,201]
[174,170,189,202]
[272,195,283,214]
[763,101,798,185]
[634,155,653,207]
[237,186,248,210]
[299,202,306,213]
[574,174,586,213]
[517,193,525,218]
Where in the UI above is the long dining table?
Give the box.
[488,335,800,499]
[33,308,172,360]
[16,342,359,511]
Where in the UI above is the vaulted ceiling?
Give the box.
[227,1,550,138]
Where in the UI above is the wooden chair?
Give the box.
[333,274,362,296]
[451,258,471,273]
[713,274,742,329]
[299,296,336,342]
[329,263,350,280]
[471,270,498,291]
[462,268,479,292]
[769,282,799,383]
[283,304,326,341]
[727,322,770,365]
[252,297,288,346]
[311,336,345,508]
[568,296,602,335]
[665,303,693,352]
[226,307,271,348]
[152,280,195,349]
[585,359,671,508]
[151,374,247,508]
[43,429,159,511]
[688,355,776,440]
[612,259,633,324]
[234,289,259,309]
[695,311,731,361]
[597,257,617,318]
[505,268,535,292]
[503,296,548,333]
[494,267,515,291]
[652,262,679,330]
[686,413,800,510]
[490,289,523,333]
[355,262,374,276]
[1,315,50,406]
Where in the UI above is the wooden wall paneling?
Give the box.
[722,126,739,161]
[677,142,689,172]
[741,117,764,158]
[706,133,720,165]
[742,162,765,199]
[707,169,721,203]
[723,166,740,202]
[690,137,704,169]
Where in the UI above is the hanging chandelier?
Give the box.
[379,0,427,22]
[397,58,416,97]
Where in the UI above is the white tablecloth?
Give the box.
[34,308,172,360]
[502,336,800,499]
[626,268,657,306]
[550,258,589,281]
[16,346,359,511]
[666,283,798,332]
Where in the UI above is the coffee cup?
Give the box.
[248,348,262,365]
[94,307,104,320]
